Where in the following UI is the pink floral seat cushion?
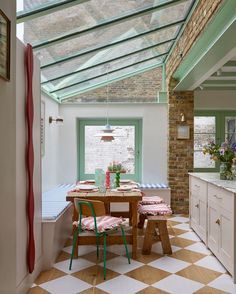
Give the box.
[73,216,124,233]
[140,195,164,205]
[138,203,172,216]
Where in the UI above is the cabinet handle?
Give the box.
[213,194,222,200]
[194,184,200,188]
[195,204,199,208]
[215,219,220,225]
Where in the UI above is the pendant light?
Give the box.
[94,65,121,142]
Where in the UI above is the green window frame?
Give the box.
[77,118,142,181]
[194,110,236,172]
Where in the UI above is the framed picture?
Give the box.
[40,101,45,156]
[177,125,190,139]
[0,9,10,81]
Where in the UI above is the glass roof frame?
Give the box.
[17,0,197,103]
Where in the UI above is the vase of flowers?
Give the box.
[203,141,236,180]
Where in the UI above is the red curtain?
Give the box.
[25,43,35,273]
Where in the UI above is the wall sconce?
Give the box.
[180,113,186,123]
[49,116,64,124]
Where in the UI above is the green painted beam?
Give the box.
[201,80,236,85]
[173,0,236,90]
[59,62,163,101]
[17,0,89,23]
[211,72,236,77]
[41,39,174,85]
[199,86,236,90]
[40,19,183,69]
[49,52,167,93]
[223,61,236,67]
[33,0,186,50]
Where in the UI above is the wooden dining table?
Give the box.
[66,189,142,259]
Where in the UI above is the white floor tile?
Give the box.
[107,244,132,255]
[208,274,236,293]
[169,216,189,223]
[152,274,204,294]
[54,258,94,274]
[40,275,91,294]
[97,275,148,294]
[101,256,143,274]
[195,256,227,273]
[178,231,201,242]
[172,223,191,231]
[63,245,96,256]
[151,242,181,254]
[148,256,190,273]
[185,242,211,255]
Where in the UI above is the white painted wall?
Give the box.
[57,104,168,184]
[15,40,42,294]
[195,90,236,109]
[0,1,16,293]
[41,94,60,192]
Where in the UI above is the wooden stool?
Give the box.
[142,215,172,255]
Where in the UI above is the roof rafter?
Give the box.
[41,19,184,69]
[33,0,187,50]
[41,38,175,85]
[17,0,90,23]
[48,52,167,94]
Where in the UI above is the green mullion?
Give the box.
[17,0,89,23]
[40,19,184,69]
[211,72,236,77]
[59,62,163,101]
[49,52,167,94]
[41,40,174,85]
[223,61,236,67]
[33,0,186,50]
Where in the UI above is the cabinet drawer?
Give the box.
[190,177,207,201]
[208,184,234,213]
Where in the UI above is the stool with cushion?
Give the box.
[69,198,130,279]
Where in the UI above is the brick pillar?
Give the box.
[168,78,194,214]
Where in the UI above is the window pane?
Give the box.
[225,117,236,145]
[194,134,215,151]
[194,151,215,168]
[194,116,215,133]
[84,125,135,174]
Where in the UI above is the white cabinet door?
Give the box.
[208,200,219,256]
[219,209,233,273]
[191,193,199,232]
[198,198,207,243]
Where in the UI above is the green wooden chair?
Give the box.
[69,198,130,279]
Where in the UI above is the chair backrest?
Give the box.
[74,198,106,217]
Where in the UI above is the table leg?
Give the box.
[72,205,78,258]
[131,201,138,259]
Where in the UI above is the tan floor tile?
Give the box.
[126,265,170,285]
[81,250,119,263]
[55,250,71,262]
[195,286,230,294]
[34,268,66,285]
[134,251,163,264]
[72,265,119,285]
[167,227,188,236]
[27,286,50,294]
[167,220,181,227]
[176,264,222,284]
[136,286,170,294]
[170,236,196,248]
[79,287,109,294]
[170,249,206,263]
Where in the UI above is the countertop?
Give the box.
[189,172,236,193]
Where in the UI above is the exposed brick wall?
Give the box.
[168,79,194,214]
[166,0,223,213]
[166,0,223,80]
[63,67,162,103]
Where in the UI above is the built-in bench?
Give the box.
[42,184,75,269]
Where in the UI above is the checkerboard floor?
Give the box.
[28,215,236,294]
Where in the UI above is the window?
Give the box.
[78,119,142,181]
[194,111,236,171]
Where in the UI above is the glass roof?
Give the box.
[17,0,196,103]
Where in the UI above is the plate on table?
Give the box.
[86,179,95,183]
[120,179,131,184]
[76,184,97,191]
[117,185,132,192]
